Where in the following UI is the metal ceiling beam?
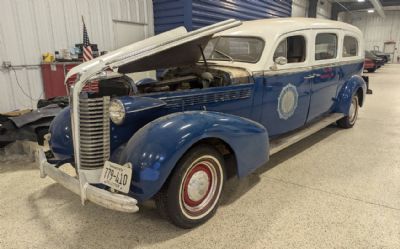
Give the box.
[370,0,386,18]
[330,0,372,13]
[383,5,400,10]
[331,0,400,17]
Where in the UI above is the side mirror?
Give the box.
[270,56,288,70]
[275,56,288,65]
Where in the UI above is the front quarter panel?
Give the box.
[117,111,269,201]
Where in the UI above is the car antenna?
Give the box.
[198,45,209,70]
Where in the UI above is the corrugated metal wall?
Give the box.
[152,0,186,34]
[0,0,154,113]
[153,0,292,34]
[191,0,292,30]
[351,10,400,62]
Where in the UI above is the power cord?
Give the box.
[11,66,43,102]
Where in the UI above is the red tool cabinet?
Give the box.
[41,62,80,98]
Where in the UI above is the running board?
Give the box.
[269,113,344,155]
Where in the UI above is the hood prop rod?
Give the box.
[199,45,208,70]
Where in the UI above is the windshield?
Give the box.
[203,36,264,63]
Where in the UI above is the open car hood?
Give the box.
[66,19,241,81]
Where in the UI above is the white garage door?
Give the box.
[113,20,156,81]
[114,21,146,49]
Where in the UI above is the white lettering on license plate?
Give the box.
[100,161,132,194]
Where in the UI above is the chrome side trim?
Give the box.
[269,113,344,155]
[259,59,364,77]
[120,102,166,115]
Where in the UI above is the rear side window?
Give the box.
[315,33,337,60]
[343,36,358,57]
[273,35,306,63]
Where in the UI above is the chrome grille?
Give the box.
[79,97,110,169]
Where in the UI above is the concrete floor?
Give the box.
[1,64,400,249]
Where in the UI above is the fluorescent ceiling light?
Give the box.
[367,9,375,13]
[357,0,365,2]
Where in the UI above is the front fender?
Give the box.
[334,75,366,115]
[117,111,269,201]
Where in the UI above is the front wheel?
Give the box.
[337,94,359,129]
[155,145,225,228]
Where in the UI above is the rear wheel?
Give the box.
[155,145,225,228]
[367,68,376,73]
[337,94,359,129]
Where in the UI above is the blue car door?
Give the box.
[307,31,340,122]
[260,31,312,137]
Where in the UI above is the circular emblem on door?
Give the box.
[277,83,298,120]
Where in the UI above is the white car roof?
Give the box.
[216,17,362,38]
[212,18,363,72]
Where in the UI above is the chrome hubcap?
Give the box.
[187,171,210,202]
[179,156,223,220]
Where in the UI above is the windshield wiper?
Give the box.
[213,49,234,62]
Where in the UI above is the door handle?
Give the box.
[304,75,315,79]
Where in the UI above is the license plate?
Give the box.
[100,161,132,194]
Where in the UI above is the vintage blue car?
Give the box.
[37,18,367,228]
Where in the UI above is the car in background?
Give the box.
[370,50,390,63]
[365,50,384,69]
[364,58,377,73]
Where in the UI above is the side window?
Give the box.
[273,35,306,63]
[315,33,337,60]
[343,36,358,57]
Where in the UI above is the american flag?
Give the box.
[80,17,98,92]
[82,19,93,61]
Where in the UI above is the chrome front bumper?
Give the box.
[36,148,139,213]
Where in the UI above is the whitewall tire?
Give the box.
[155,145,225,228]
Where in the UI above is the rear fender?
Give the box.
[334,75,366,115]
[116,111,269,201]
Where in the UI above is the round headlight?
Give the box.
[109,99,126,125]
